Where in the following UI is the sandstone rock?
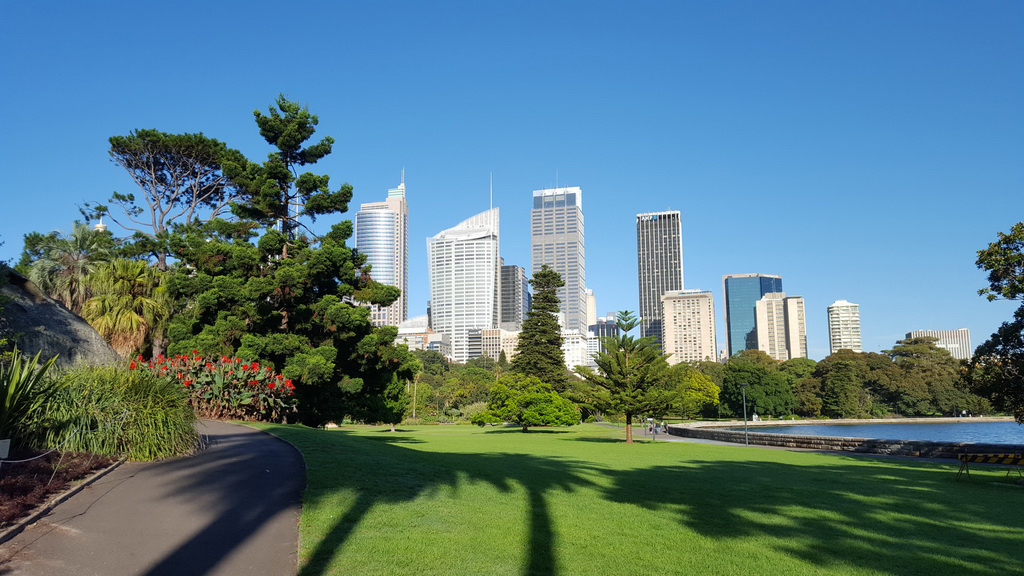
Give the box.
[1,268,119,368]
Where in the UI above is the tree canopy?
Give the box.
[971,221,1024,423]
[511,265,568,390]
[575,311,674,443]
[472,374,579,432]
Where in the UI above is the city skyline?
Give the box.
[1,2,1020,361]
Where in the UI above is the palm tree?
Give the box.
[27,222,113,315]
[84,259,170,358]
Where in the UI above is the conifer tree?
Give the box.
[510,265,569,390]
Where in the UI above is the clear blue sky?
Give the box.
[2,1,1021,360]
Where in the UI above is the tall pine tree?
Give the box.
[510,265,569,390]
[166,96,402,426]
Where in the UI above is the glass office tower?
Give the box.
[722,273,783,357]
[354,174,408,326]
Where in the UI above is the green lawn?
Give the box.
[256,423,1024,576]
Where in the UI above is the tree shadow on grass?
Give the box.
[601,456,1024,575]
[266,425,598,576]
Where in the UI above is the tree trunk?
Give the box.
[522,425,529,433]
[625,413,633,443]
[390,423,396,433]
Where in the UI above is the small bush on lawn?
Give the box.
[131,352,296,423]
[30,366,199,460]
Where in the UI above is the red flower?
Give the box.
[241,364,249,371]
[285,379,293,387]
[206,362,213,369]
[268,382,276,390]
[137,354,144,361]
[161,366,168,372]
[129,361,137,370]
[192,350,199,355]
[184,380,192,387]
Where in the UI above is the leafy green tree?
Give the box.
[972,222,1024,423]
[669,363,720,419]
[886,337,976,416]
[91,129,249,270]
[413,349,449,377]
[26,222,114,315]
[721,350,796,418]
[165,99,403,427]
[511,265,568,390]
[84,259,170,358]
[780,357,817,383]
[820,360,863,418]
[472,374,579,432]
[575,311,674,443]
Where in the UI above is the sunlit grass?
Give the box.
[255,423,1024,576]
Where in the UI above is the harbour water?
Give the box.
[735,421,1023,445]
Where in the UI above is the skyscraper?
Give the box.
[500,264,531,331]
[636,211,684,348]
[661,289,717,364]
[754,292,807,361]
[906,328,973,360]
[531,187,587,334]
[723,273,783,357]
[427,208,500,363]
[827,300,862,354]
[354,173,408,327]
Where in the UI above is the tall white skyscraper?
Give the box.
[661,289,717,364]
[354,173,408,327]
[755,292,807,361]
[531,187,587,334]
[636,211,684,348]
[827,300,862,354]
[906,328,973,360]
[427,208,500,363]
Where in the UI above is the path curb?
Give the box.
[0,456,126,545]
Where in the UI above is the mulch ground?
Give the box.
[1,449,116,529]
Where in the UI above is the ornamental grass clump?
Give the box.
[0,349,57,447]
[32,366,198,460]
[131,352,296,423]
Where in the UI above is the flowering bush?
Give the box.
[130,351,297,422]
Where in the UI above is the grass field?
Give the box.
[257,423,1024,576]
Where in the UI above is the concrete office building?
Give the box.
[754,292,807,361]
[661,289,717,364]
[354,174,408,326]
[723,273,783,357]
[906,328,973,361]
[827,300,862,354]
[636,211,684,348]
[427,208,500,363]
[531,187,587,334]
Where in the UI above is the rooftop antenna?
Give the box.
[401,167,405,187]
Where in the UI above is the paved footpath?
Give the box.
[0,420,304,576]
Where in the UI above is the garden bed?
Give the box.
[0,450,116,529]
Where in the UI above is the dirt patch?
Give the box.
[1,449,116,528]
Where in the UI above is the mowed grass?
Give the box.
[256,423,1024,576]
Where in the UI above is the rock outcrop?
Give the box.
[1,268,119,368]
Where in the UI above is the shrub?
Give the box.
[0,349,57,447]
[30,366,198,460]
[131,352,297,423]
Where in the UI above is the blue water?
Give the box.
[733,421,1024,445]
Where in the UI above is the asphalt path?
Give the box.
[0,420,304,576]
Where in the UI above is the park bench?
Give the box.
[955,453,1024,481]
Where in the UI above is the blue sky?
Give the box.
[1,1,1021,360]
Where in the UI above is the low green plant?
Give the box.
[0,349,57,446]
[30,365,198,460]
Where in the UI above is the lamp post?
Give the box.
[740,382,749,447]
